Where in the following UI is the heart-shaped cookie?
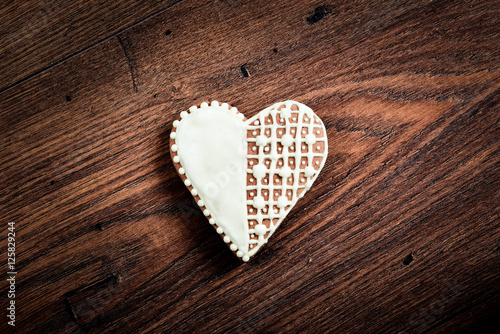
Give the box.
[170,100,327,262]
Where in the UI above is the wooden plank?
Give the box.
[0,0,499,333]
[0,0,180,92]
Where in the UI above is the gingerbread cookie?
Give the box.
[170,100,328,262]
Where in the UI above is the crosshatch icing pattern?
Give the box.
[245,102,328,256]
[170,100,328,262]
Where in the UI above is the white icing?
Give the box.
[305,134,316,145]
[304,166,315,177]
[174,103,249,253]
[171,100,328,261]
[252,164,267,179]
[280,108,291,119]
[254,224,267,236]
[256,135,268,146]
[278,166,292,178]
[252,195,265,209]
[277,196,288,208]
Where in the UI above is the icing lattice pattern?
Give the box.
[245,101,328,256]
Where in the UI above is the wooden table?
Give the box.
[1,1,499,333]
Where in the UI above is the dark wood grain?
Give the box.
[1,0,499,333]
[0,0,180,92]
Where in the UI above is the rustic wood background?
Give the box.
[1,0,499,333]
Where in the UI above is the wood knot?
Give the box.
[240,64,250,77]
[403,252,414,265]
[307,7,327,24]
